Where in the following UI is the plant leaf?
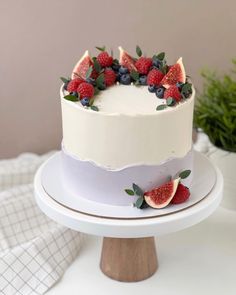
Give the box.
[90,105,99,112]
[132,183,144,197]
[64,95,78,102]
[134,197,144,209]
[166,97,176,106]
[179,170,191,179]
[94,87,100,95]
[85,66,93,80]
[130,70,139,81]
[96,46,105,52]
[125,189,135,196]
[60,77,69,83]
[93,58,101,73]
[156,52,165,61]
[136,45,142,57]
[156,104,167,111]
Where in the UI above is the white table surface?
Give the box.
[46,205,236,295]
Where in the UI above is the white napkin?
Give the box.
[0,152,83,295]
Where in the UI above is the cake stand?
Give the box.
[34,152,223,282]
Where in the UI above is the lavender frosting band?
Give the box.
[61,145,194,206]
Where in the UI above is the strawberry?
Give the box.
[104,68,116,86]
[164,85,182,102]
[171,183,190,204]
[66,78,84,92]
[77,82,94,99]
[97,51,113,67]
[147,68,164,86]
[135,57,152,75]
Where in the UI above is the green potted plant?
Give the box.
[194,60,236,209]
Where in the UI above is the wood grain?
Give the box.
[100,237,158,282]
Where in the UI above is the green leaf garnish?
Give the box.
[181,83,192,98]
[94,87,100,96]
[96,46,106,52]
[64,95,79,102]
[166,97,176,106]
[130,70,139,81]
[90,105,99,112]
[125,189,135,196]
[156,52,165,61]
[113,58,119,65]
[132,183,144,197]
[85,66,93,80]
[96,73,105,88]
[179,170,191,179]
[136,45,142,57]
[93,58,102,73]
[60,77,70,83]
[134,197,144,209]
[156,104,167,111]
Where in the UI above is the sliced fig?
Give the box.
[144,178,180,209]
[71,50,93,80]
[118,46,137,72]
[161,57,186,89]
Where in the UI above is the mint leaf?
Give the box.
[136,45,142,57]
[130,70,139,81]
[166,97,176,106]
[60,77,70,83]
[93,58,101,73]
[132,183,144,197]
[125,189,135,196]
[156,52,165,61]
[64,95,78,102]
[156,104,167,111]
[85,66,93,80]
[96,73,105,88]
[134,197,144,209]
[90,105,99,112]
[96,46,106,52]
[94,87,100,96]
[179,170,191,179]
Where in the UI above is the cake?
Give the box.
[60,46,194,209]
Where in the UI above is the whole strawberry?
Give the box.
[171,183,190,204]
[164,85,182,102]
[77,82,94,99]
[135,57,152,75]
[147,68,164,86]
[104,68,116,86]
[97,51,113,68]
[67,78,84,92]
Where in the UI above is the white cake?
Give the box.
[60,47,194,207]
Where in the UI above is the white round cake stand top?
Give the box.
[34,156,223,238]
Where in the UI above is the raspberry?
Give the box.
[171,183,190,204]
[66,78,84,92]
[147,69,164,86]
[97,51,113,67]
[135,57,152,75]
[77,82,94,99]
[164,85,182,102]
[104,68,116,86]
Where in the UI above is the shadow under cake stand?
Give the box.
[34,151,223,282]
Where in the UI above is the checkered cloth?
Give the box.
[0,152,83,295]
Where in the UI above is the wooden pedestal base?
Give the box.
[100,237,158,282]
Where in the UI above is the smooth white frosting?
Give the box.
[61,84,195,170]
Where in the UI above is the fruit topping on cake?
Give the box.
[118,46,137,72]
[124,169,191,209]
[61,46,193,111]
[171,183,190,204]
[160,57,186,88]
[144,178,180,209]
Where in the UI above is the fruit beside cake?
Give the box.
[60,46,195,207]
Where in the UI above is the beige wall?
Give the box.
[0,0,236,158]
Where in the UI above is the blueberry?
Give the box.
[148,85,156,93]
[81,97,90,107]
[120,74,131,85]
[139,75,147,85]
[112,63,120,72]
[86,77,96,86]
[155,87,165,98]
[70,91,78,97]
[119,66,129,74]
[176,82,184,90]
[152,58,162,68]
